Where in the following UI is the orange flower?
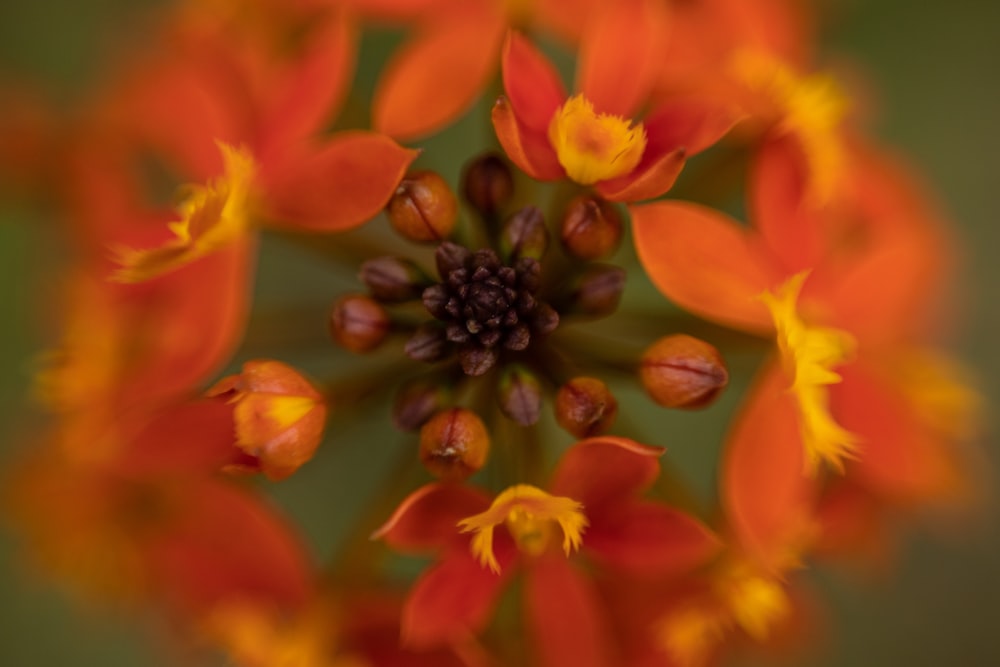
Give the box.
[374,436,720,660]
[493,24,737,201]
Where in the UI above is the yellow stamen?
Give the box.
[547,94,647,185]
[114,142,256,282]
[656,606,725,667]
[732,51,849,204]
[724,573,790,641]
[760,272,858,474]
[457,484,587,574]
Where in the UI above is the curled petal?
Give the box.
[374,6,504,140]
[549,436,664,510]
[263,131,418,231]
[596,146,685,202]
[630,201,781,333]
[576,0,667,118]
[492,97,565,181]
[373,483,491,554]
[642,96,742,158]
[502,31,567,131]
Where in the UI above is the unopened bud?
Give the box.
[405,323,449,362]
[386,171,458,243]
[418,408,490,481]
[462,153,514,217]
[640,334,728,409]
[329,294,391,353]
[565,264,626,317]
[560,196,623,260]
[458,344,498,376]
[555,377,618,438]
[359,256,428,302]
[392,379,450,431]
[207,360,327,480]
[500,206,549,261]
[498,364,542,425]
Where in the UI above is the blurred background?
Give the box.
[0,0,996,665]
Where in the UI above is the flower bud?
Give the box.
[405,323,449,362]
[640,334,728,409]
[329,294,391,353]
[498,364,542,426]
[392,379,450,432]
[564,264,626,317]
[462,153,514,217]
[418,408,490,481]
[385,171,458,243]
[359,256,428,303]
[560,196,623,260]
[500,205,549,261]
[207,360,327,480]
[554,376,618,438]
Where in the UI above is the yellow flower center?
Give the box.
[760,272,858,474]
[114,142,256,282]
[732,51,849,204]
[547,94,647,185]
[723,573,790,641]
[457,484,587,574]
[656,606,725,667]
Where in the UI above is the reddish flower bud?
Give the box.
[560,196,623,260]
[500,205,549,261]
[462,152,514,217]
[359,256,428,303]
[386,171,458,243]
[208,360,327,480]
[418,408,490,481]
[564,264,626,317]
[329,294,391,353]
[555,376,618,438]
[640,334,728,409]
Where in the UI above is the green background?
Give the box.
[0,1,997,665]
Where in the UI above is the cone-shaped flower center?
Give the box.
[760,273,857,474]
[457,484,587,574]
[547,94,647,185]
[114,142,256,282]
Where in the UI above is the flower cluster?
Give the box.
[1,1,983,666]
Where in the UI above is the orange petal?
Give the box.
[263,131,418,231]
[373,6,504,140]
[642,95,742,158]
[491,97,565,181]
[501,30,567,131]
[585,501,721,577]
[549,436,664,509]
[256,9,357,160]
[575,0,667,117]
[372,483,491,553]
[596,146,685,202]
[524,556,616,667]
[722,362,814,570]
[401,548,513,648]
[630,201,781,332]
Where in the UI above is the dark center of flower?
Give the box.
[421,243,558,376]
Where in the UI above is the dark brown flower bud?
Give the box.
[500,206,549,261]
[458,344,498,376]
[639,334,728,409]
[392,379,450,431]
[462,152,514,217]
[560,196,623,260]
[435,241,472,278]
[329,294,390,353]
[498,364,542,426]
[386,171,458,243]
[554,377,618,438]
[404,323,449,362]
[565,264,626,317]
[418,408,490,481]
[359,257,428,302]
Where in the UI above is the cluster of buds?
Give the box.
[1,1,982,667]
